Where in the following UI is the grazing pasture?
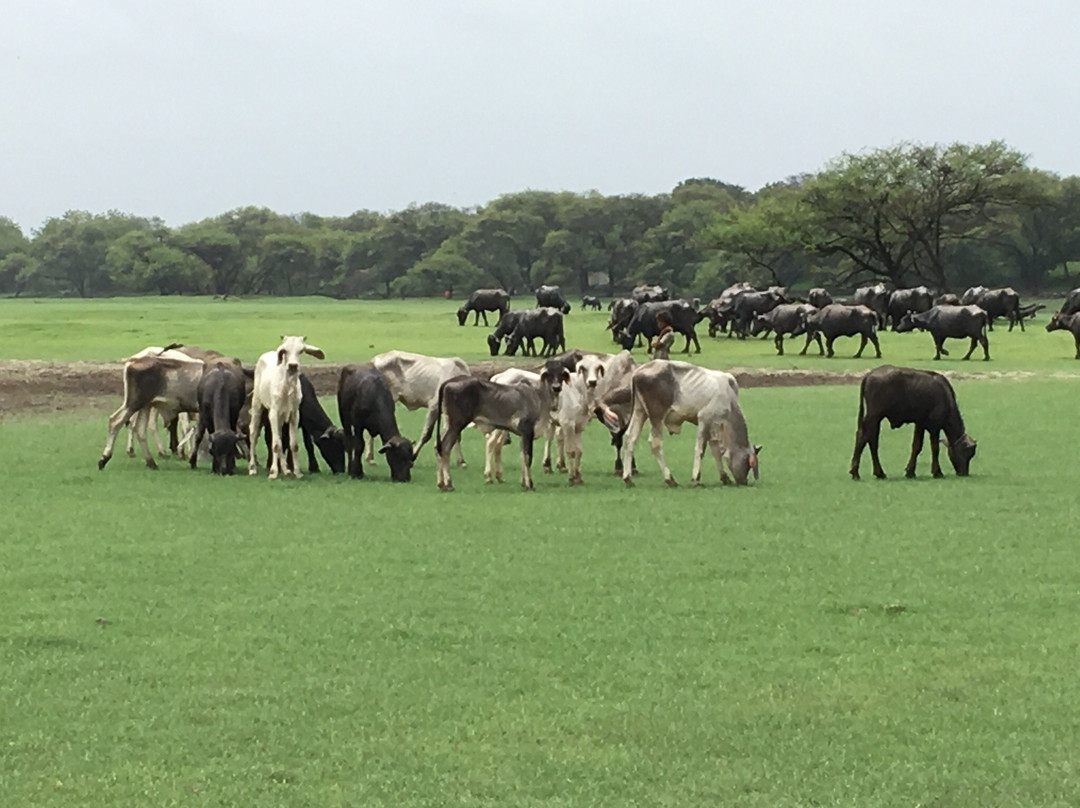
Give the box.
[4,367,1080,805]
[1,295,1079,372]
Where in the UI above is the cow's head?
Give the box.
[727,443,762,486]
[456,306,469,326]
[1046,313,1068,333]
[561,302,572,315]
[503,332,523,356]
[486,333,502,356]
[540,361,572,407]
[209,430,240,475]
[894,313,917,333]
[614,330,635,351]
[276,335,324,376]
[576,355,606,393]
[379,435,415,482]
[948,434,977,476]
[316,426,346,474]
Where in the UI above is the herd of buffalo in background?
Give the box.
[93,280,1080,489]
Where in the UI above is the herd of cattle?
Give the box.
[94,283,1080,488]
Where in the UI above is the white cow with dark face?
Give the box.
[248,336,325,479]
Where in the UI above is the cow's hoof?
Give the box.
[850,470,860,480]
[623,478,634,488]
[145,459,158,470]
[293,470,304,480]
[932,470,944,479]
[97,456,109,470]
[456,460,468,468]
[568,477,582,486]
[665,477,679,488]
[905,470,916,479]
[125,448,136,458]
[873,471,887,480]
[158,451,170,459]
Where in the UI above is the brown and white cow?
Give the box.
[620,360,760,488]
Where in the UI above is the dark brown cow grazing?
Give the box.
[850,365,977,480]
[190,362,246,475]
[420,359,570,491]
[337,364,415,482]
[1046,312,1080,358]
[457,289,510,326]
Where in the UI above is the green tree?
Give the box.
[173,222,245,296]
[255,233,318,295]
[32,211,152,297]
[107,228,211,295]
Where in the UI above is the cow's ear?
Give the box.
[276,349,287,366]
[597,364,605,378]
[562,370,571,384]
[540,369,550,383]
[304,344,325,360]
[378,445,389,454]
[577,364,587,376]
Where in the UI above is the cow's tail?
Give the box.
[416,382,446,461]
[857,374,868,427]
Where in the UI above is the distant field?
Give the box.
[1,295,1079,372]
[4,380,1080,807]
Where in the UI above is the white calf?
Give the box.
[248,336,325,479]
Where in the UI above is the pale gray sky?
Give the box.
[3,1,1078,233]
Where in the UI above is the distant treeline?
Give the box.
[3,140,1079,300]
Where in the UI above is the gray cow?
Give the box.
[799,304,882,358]
[895,305,990,361]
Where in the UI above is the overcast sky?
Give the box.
[3,1,1079,233]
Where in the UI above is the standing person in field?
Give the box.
[650,311,675,360]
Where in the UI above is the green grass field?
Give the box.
[3,298,1080,806]
[2,295,1079,373]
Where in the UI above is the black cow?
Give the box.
[615,300,703,354]
[607,298,639,342]
[189,363,245,475]
[505,308,566,357]
[853,283,891,329]
[257,373,347,474]
[886,287,933,329]
[1059,288,1080,316]
[1046,312,1080,358]
[935,293,961,306]
[535,285,571,314]
[799,304,881,358]
[337,364,415,482]
[722,289,788,338]
[486,310,527,356]
[850,365,977,480]
[807,288,833,308]
[582,295,602,311]
[631,284,668,303]
[961,286,1023,331]
[457,288,510,327]
[749,304,816,355]
[895,305,990,361]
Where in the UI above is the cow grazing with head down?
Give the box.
[616,300,703,354]
[895,305,990,361]
[420,359,571,491]
[799,304,881,358]
[619,360,760,488]
[370,350,471,467]
[190,362,246,475]
[337,364,415,482]
[503,308,565,357]
[1045,312,1080,358]
[850,365,977,480]
[457,288,510,327]
[247,335,325,479]
[263,373,346,474]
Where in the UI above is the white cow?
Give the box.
[370,350,471,466]
[248,336,324,479]
[621,360,760,487]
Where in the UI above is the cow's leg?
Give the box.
[775,334,784,355]
[691,330,701,353]
[690,423,708,486]
[981,333,991,361]
[1074,333,1080,359]
[247,401,265,476]
[933,336,945,360]
[132,407,158,470]
[483,429,503,483]
[554,424,566,472]
[151,408,170,457]
[125,414,138,457]
[542,424,555,473]
[864,417,886,479]
[621,404,647,487]
[798,334,812,355]
[519,422,536,490]
[566,426,584,485]
[481,311,489,327]
[826,336,837,358]
[962,336,978,360]
[929,429,944,478]
[905,427,925,478]
[853,335,867,358]
[189,411,209,469]
[647,418,677,487]
[101,404,137,469]
[354,433,367,479]
[436,423,463,491]
[286,408,303,478]
[267,409,287,480]
[869,332,881,358]
[850,418,868,480]
[301,425,320,473]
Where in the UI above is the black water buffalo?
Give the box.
[631,284,668,303]
[606,298,638,338]
[1059,288,1080,316]
[337,364,415,482]
[1046,312,1080,358]
[487,310,527,355]
[582,295,602,310]
[961,286,1023,331]
[457,288,510,326]
[850,365,977,480]
[853,283,891,328]
[535,285,571,314]
[190,362,246,475]
[723,289,788,338]
[886,286,933,329]
[799,304,881,358]
[807,288,833,308]
[615,300,703,354]
[749,303,816,355]
[701,282,754,337]
[504,308,565,357]
[896,305,990,360]
[935,293,961,306]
